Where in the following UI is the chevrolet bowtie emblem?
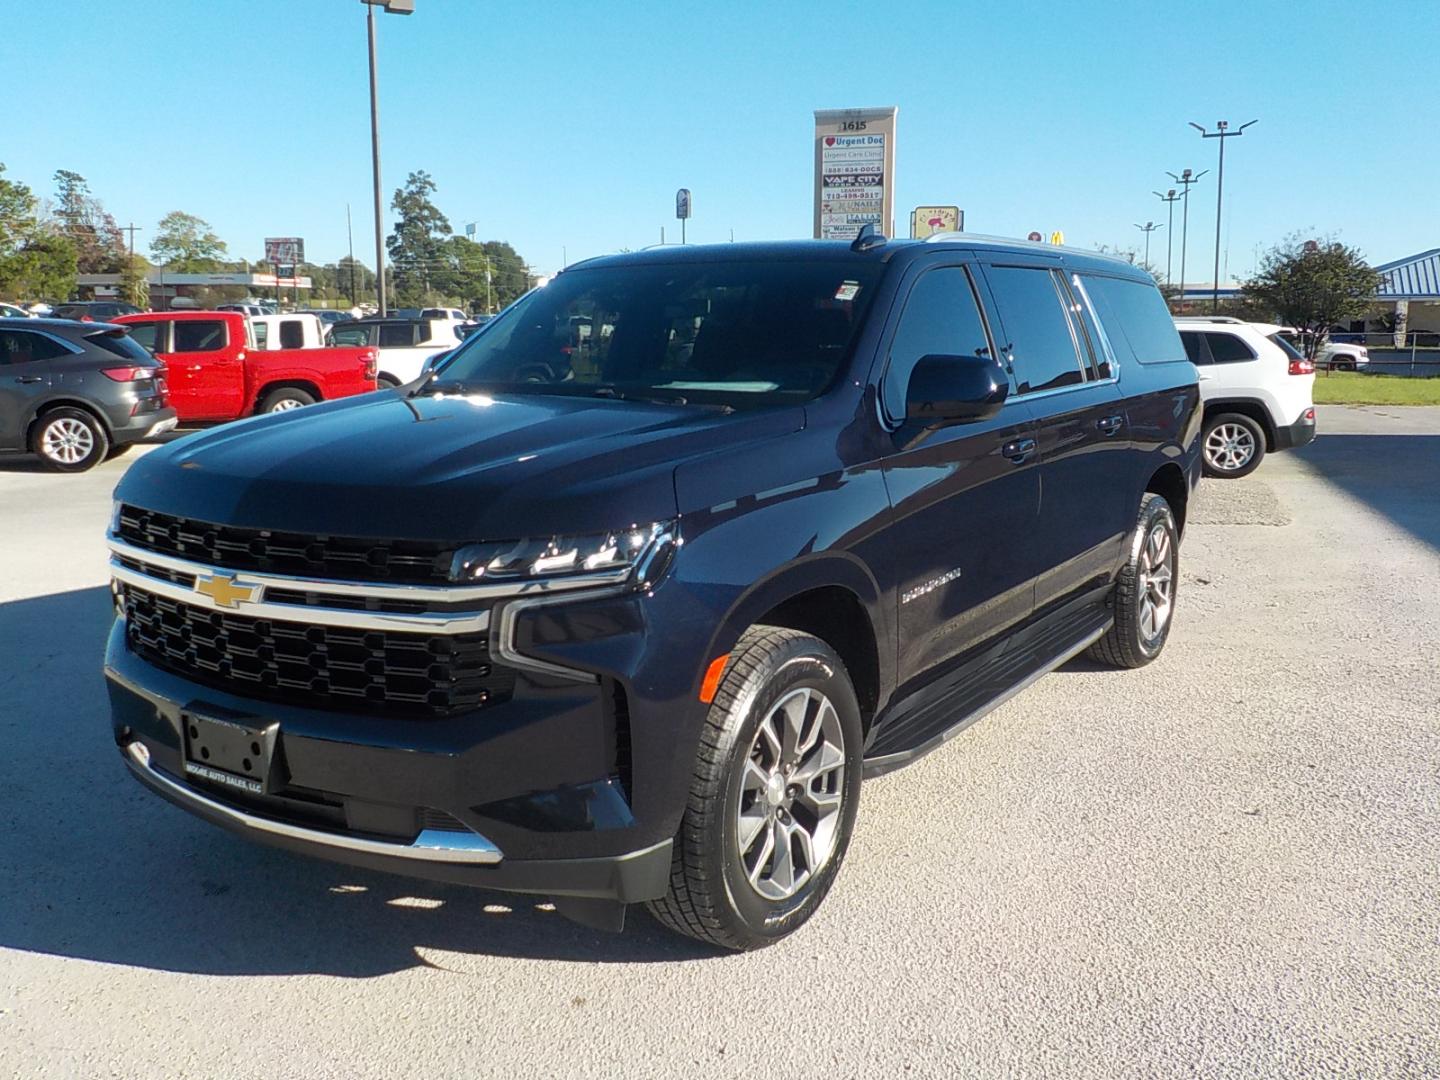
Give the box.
[194,572,259,609]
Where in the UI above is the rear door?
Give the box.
[0,329,67,449]
[877,260,1041,685]
[978,259,1130,613]
[167,317,245,419]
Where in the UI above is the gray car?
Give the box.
[0,318,177,472]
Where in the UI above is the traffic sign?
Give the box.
[676,189,692,220]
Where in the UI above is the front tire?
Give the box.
[1201,412,1266,479]
[1088,493,1178,669]
[647,626,863,950]
[32,408,109,472]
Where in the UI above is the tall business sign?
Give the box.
[813,107,897,241]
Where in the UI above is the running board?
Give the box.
[862,609,1111,778]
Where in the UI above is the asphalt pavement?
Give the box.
[1,406,1437,1079]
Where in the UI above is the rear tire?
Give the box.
[1088,493,1178,669]
[1201,412,1266,479]
[259,387,316,414]
[376,374,400,390]
[104,443,134,462]
[32,407,109,472]
[647,625,863,950]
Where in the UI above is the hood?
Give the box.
[116,390,802,542]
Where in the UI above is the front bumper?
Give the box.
[105,620,675,902]
[1272,407,1318,451]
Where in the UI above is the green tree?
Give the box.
[0,162,42,265]
[118,253,152,308]
[0,234,78,301]
[53,169,124,273]
[151,211,228,271]
[1243,235,1381,360]
[479,240,531,309]
[387,170,452,305]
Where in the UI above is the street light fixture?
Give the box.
[363,0,414,317]
[1134,221,1161,274]
[1152,188,1182,287]
[1190,119,1258,312]
[1167,168,1207,312]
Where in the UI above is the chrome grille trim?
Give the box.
[108,536,634,635]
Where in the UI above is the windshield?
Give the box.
[429,259,882,408]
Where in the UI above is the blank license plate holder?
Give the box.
[181,708,281,796]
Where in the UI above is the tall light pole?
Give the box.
[1167,168,1206,312]
[363,0,414,316]
[1191,119,1257,312]
[1152,189,1181,287]
[1134,222,1161,274]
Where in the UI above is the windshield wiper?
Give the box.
[586,386,690,406]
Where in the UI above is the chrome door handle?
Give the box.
[1002,437,1036,464]
[1096,415,1123,435]
[15,375,45,384]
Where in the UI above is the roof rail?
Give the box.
[921,231,1128,261]
[1173,315,1245,324]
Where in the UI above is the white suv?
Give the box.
[1174,317,1317,479]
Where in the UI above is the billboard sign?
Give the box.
[264,236,304,267]
[814,107,897,241]
[910,206,963,239]
[676,188,692,220]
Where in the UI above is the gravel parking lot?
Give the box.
[2,405,1437,1080]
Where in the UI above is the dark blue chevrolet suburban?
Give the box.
[105,233,1200,949]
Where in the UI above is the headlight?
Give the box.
[448,521,677,584]
[109,501,122,534]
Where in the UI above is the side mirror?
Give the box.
[421,350,451,377]
[905,354,1009,425]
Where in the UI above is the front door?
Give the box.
[162,317,244,420]
[978,261,1130,613]
[877,261,1041,688]
[0,329,62,449]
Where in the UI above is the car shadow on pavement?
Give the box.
[0,586,716,976]
[1293,433,1440,553]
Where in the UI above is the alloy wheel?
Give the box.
[1136,522,1174,643]
[269,398,305,412]
[1204,423,1255,473]
[736,687,846,901]
[41,417,95,464]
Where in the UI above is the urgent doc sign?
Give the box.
[813,107,897,241]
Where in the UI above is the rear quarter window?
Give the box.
[1082,274,1185,366]
[87,331,153,361]
[1206,333,1257,364]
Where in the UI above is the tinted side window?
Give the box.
[1206,333,1257,364]
[172,320,227,352]
[378,323,414,348]
[124,321,163,353]
[331,325,370,347]
[882,267,993,419]
[87,331,153,361]
[984,265,1085,394]
[253,323,269,348]
[1179,331,1210,365]
[279,320,305,349]
[0,330,70,364]
[1082,275,1185,366]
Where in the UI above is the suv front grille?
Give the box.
[121,584,514,718]
[116,505,457,584]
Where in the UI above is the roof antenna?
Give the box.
[851,223,887,252]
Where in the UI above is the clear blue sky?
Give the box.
[4,0,1436,280]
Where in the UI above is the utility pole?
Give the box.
[346,203,356,306]
[121,223,143,260]
[363,1,414,316]
[1191,119,1258,312]
[1134,222,1161,275]
[1167,168,1207,313]
[1152,189,1181,287]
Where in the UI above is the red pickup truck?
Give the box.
[112,310,377,422]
